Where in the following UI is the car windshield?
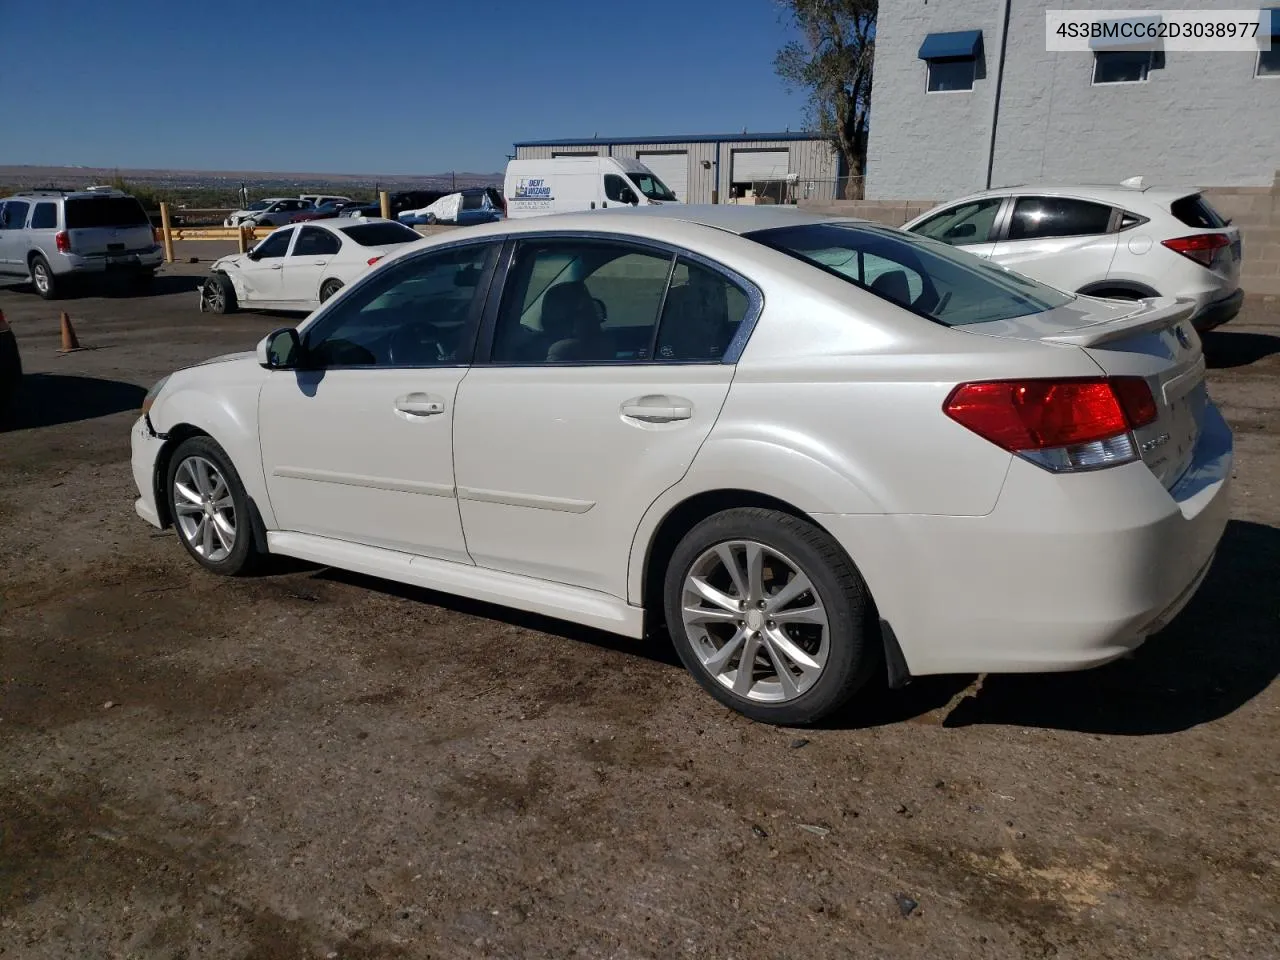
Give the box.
[627,172,678,202]
[248,201,270,211]
[65,197,150,228]
[340,222,421,246]
[746,222,1074,326]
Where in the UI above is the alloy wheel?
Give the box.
[172,455,237,562]
[32,263,49,294]
[201,279,225,312]
[680,540,830,703]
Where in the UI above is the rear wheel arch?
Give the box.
[1077,280,1160,300]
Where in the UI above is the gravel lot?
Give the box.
[1,255,1277,959]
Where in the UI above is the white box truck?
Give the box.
[503,156,681,219]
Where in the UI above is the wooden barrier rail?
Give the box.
[155,192,392,260]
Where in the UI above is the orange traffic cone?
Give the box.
[58,311,82,352]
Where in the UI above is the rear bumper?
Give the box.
[820,403,1233,676]
[1190,288,1243,332]
[57,247,164,275]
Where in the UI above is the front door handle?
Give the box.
[395,393,446,417]
[270,263,282,270]
[313,259,327,266]
[620,394,692,423]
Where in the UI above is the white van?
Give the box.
[503,157,680,219]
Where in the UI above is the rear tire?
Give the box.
[663,507,878,725]
[166,436,260,576]
[319,278,343,303]
[30,255,59,300]
[201,273,238,314]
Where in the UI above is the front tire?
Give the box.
[201,273,237,314]
[663,508,877,725]
[30,256,59,300]
[166,436,260,575]
[319,278,343,303]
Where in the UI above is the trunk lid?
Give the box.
[64,196,155,258]
[965,295,1206,488]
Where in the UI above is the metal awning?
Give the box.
[917,30,983,61]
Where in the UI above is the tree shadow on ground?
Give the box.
[2,374,145,431]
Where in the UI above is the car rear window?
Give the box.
[746,223,1073,327]
[339,222,422,246]
[1169,194,1228,229]
[65,197,149,229]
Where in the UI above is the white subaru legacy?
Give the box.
[131,206,1232,725]
[903,183,1244,333]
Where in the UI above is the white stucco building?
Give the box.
[866,1,1280,200]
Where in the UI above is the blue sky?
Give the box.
[2,0,807,174]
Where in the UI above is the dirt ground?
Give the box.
[1,254,1277,960]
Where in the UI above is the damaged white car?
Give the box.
[199,219,423,314]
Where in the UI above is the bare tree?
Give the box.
[774,0,876,198]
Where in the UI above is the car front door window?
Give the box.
[253,228,293,260]
[911,198,1004,246]
[303,243,496,367]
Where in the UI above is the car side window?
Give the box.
[910,198,1003,246]
[301,242,496,368]
[254,229,294,259]
[655,258,750,361]
[1,201,30,229]
[1008,197,1114,241]
[30,202,58,230]
[491,239,673,364]
[292,226,340,257]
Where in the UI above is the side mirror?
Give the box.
[621,188,638,206]
[245,247,262,261]
[257,327,302,369]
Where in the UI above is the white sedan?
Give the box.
[135,205,1231,725]
[199,219,424,314]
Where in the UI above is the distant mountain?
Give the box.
[0,164,502,191]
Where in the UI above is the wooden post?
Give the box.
[159,202,175,263]
[236,224,247,254]
[379,190,391,220]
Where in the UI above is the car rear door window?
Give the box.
[909,198,1003,245]
[1,201,30,229]
[654,258,751,361]
[302,243,496,367]
[1007,197,1114,240]
[30,202,57,229]
[491,239,673,364]
[292,226,341,257]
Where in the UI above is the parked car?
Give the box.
[295,199,369,222]
[299,194,352,208]
[223,198,315,228]
[504,157,679,218]
[0,309,21,419]
[398,187,502,225]
[903,182,1243,332]
[133,205,1231,725]
[199,218,423,314]
[0,188,162,299]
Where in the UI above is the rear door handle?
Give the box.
[270,263,282,270]
[395,393,446,417]
[313,259,327,266]
[620,394,693,423]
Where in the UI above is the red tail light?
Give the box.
[944,377,1157,472]
[55,231,71,253]
[367,256,383,266]
[1162,233,1230,267]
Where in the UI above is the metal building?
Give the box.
[866,1,1280,200]
[512,132,843,204]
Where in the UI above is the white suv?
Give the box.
[904,183,1243,332]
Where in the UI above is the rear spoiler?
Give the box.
[1041,297,1197,347]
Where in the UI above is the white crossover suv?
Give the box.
[131,206,1232,725]
[904,182,1243,333]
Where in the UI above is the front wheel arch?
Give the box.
[153,423,268,553]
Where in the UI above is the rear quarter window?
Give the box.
[1169,194,1228,229]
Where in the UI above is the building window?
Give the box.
[1093,50,1152,84]
[917,30,982,93]
[927,58,977,92]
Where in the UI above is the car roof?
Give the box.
[501,204,857,237]
[951,183,1196,206]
